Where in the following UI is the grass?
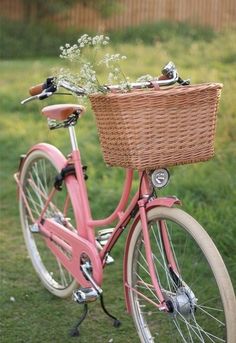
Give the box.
[0,28,236,342]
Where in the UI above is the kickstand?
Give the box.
[69,303,88,337]
[100,293,121,328]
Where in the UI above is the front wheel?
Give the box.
[126,207,236,342]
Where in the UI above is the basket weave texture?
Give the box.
[90,83,223,170]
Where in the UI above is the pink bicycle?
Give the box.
[15,63,236,342]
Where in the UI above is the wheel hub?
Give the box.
[165,286,197,319]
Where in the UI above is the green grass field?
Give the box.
[0,29,236,342]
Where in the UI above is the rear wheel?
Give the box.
[19,149,78,298]
[126,207,236,342]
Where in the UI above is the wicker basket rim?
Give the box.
[89,82,223,99]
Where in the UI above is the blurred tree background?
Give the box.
[0,0,236,58]
[21,0,119,22]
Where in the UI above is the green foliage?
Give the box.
[0,30,236,342]
[20,0,119,22]
[21,0,78,22]
[81,0,121,18]
[0,17,89,59]
[109,20,216,44]
[0,19,217,59]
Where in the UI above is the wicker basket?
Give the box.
[89,83,223,170]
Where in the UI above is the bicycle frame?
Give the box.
[13,63,236,342]
[15,126,180,313]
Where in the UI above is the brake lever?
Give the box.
[21,91,53,105]
[177,77,191,86]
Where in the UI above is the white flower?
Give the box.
[136,74,154,82]
[57,34,130,95]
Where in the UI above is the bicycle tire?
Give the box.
[126,207,236,342]
[19,148,78,298]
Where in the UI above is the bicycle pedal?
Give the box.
[105,254,114,265]
[96,228,115,264]
[73,288,99,304]
[96,228,114,246]
[95,242,114,264]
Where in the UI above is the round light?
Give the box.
[151,169,170,188]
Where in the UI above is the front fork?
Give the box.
[124,196,181,313]
[138,199,167,308]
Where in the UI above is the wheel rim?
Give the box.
[20,155,76,291]
[128,215,227,342]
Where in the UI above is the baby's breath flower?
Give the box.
[136,74,154,82]
[57,34,130,97]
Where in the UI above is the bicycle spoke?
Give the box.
[135,271,160,303]
[195,304,225,326]
[176,314,205,342]
[152,223,173,291]
[173,318,189,343]
[184,320,195,343]
[197,304,224,313]
[56,257,70,287]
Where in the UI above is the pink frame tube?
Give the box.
[160,220,179,273]
[68,151,134,239]
[87,169,134,228]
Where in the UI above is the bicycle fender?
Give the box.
[15,143,67,195]
[130,197,181,232]
[24,143,68,170]
[146,196,181,210]
[123,196,181,313]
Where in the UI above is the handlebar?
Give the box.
[29,77,56,96]
[106,70,179,92]
[21,62,190,105]
[57,80,86,95]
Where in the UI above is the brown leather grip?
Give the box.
[29,83,45,96]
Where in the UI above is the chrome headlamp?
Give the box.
[151,169,170,188]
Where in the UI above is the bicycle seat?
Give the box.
[42,104,85,121]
